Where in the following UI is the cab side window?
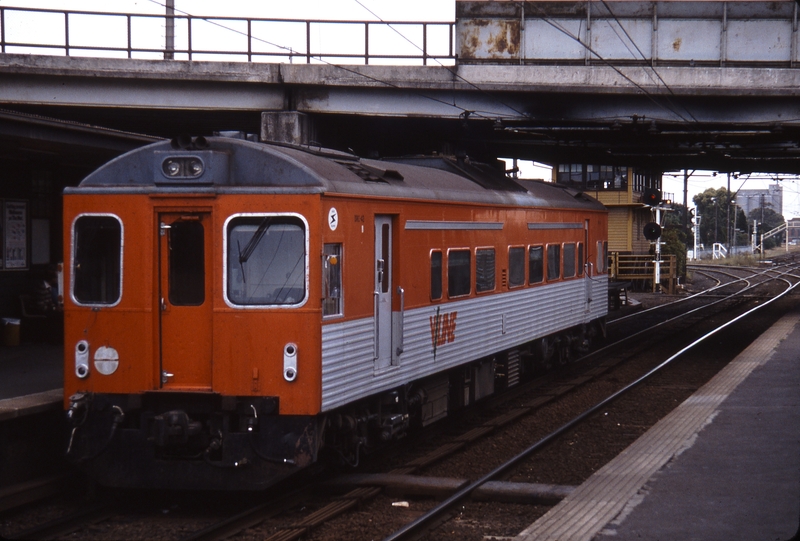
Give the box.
[322,244,342,317]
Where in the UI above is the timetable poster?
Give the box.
[4,201,27,269]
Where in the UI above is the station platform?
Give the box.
[516,308,800,541]
[0,344,62,420]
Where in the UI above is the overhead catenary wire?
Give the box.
[352,0,533,121]
[145,0,527,123]
[520,1,694,125]
[595,0,700,124]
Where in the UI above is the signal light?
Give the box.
[643,222,662,241]
[643,188,661,206]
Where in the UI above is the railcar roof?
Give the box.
[68,137,605,211]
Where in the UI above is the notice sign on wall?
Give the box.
[4,201,27,269]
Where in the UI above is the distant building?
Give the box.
[735,184,783,218]
[788,218,800,244]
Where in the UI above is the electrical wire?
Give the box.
[520,1,693,125]
[595,0,700,124]
[352,0,532,120]
[145,0,525,122]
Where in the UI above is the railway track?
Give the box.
[380,264,800,541]
[3,263,798,540]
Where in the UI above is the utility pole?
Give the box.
[760,193,765,259]
[164,0,175,60]
[682,170,689,231]
[726,173,731,251]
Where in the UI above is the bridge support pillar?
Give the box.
[261,111,314,145]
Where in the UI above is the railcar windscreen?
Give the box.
[227,216,306,305]
[72,215,122,305]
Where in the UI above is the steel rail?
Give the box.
[382,270,800,541]
[610,263,787,325]
[6,501,116,540]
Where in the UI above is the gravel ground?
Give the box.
[302,278,796,541]
[1,272,793,541]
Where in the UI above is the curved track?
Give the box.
[4,262,799,541]
[381,263,800,541]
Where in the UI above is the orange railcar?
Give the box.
[63,136,608,490]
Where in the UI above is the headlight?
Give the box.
[164,159,181,176]
[161,156,204,179]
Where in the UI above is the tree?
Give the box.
[659,226,686,276]
[659,205,689,277]
[692,187,745,248]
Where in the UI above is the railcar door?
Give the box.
[374,216,393,370]
[158,212,213,389]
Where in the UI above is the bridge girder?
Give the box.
[1,54,800,173]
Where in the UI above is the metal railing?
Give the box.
[609,253,678,294]
[0,6,455,65]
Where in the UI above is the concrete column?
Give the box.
[260,111,314,145]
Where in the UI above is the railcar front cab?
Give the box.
[64,148,322,489]
[66,210,320,489]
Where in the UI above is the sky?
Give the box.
[0,1,456,21]
[4,0,799,217]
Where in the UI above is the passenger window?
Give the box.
[322,244,342,317]
[508,247,525,288]
[169,221,205,306]
[227,215,306,306]
[448,249,471,297]
[547,244,561,281]
[431,251,442,300]
[476,248,495,293]
[563,243,576,278]
[577,242,584,276]
[72,215,122,305]
[529,245,544,284]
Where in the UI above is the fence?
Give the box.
[0,6,455,65]
[609,253,678,294]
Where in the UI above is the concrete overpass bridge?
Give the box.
[0,0,798,315]
[1,1,800,174]
[3,52,800,173]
